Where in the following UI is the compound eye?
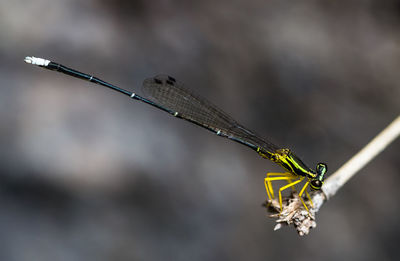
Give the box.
[311,180,322,190]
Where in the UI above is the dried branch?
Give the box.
[265,115,400,235]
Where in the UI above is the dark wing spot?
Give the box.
[168,76,176,82]
[166,79,174,85]
[154,78,162,84]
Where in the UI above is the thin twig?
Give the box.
[323,115,400,198]
[266,115,400,235]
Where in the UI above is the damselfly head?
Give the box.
[310,163,327,190]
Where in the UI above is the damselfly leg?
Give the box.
[264,173,314,213]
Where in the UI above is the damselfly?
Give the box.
[24,56,327,212]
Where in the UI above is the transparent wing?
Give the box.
[142,74,281,154]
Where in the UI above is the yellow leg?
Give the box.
[278,177,304,212]
[264,175,294,200]
[266,173,292,194]
[264,178,273,200]
[298,181,312,212]
[265,172,295,199]
[305,189,314,208]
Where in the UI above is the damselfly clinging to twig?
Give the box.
[24,56,328,213]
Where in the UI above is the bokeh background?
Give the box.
[1,0,400,260]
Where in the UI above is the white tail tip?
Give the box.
[24,56,51,66]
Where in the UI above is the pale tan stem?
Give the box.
[322,115,400,199]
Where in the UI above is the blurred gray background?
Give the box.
[1,0,400,260]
